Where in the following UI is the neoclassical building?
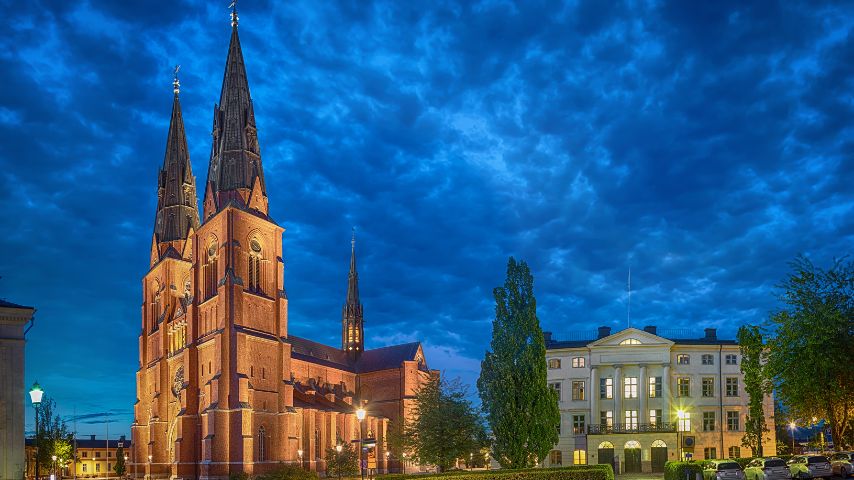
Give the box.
[544,326,776,473]
[131,10,434,479]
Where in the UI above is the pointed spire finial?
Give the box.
[229,0,238,28]
[172,65,181,95]
[351,227,356,249]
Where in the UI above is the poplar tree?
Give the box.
[737,325,770,457]
[477,257,559,469]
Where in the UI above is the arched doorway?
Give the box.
[624,441,642,473]
[597,441,615,469]
[651,440,668,472]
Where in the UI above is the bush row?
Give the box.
[664,461,704,480]
[380,465,614,480]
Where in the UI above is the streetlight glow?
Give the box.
[356,407,366,421]
[30,382,44,405]
[336,444,343,453]
[789,422,796,430]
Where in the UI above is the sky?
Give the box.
[1,0,852,438]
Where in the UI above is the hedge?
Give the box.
[664,461,704,480]
[380,465,614,480]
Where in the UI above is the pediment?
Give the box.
[589,327,673,347]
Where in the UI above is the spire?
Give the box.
[152,68,201,263]
[342,229,364,357]
[204,7,267,219]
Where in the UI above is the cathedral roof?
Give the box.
[287,335,423,373]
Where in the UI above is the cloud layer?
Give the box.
[1,0,852,436]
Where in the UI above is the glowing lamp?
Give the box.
[356,407,366,421]
[29,382,44,405]
[336,445,343,453]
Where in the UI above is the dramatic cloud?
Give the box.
[1,0,852,437]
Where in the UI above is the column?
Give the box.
[639,364,647,428]
[589,366,598,432]
[613,365,622,429]
[662,364,671,422]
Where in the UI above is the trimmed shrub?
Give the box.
[664,461,704,480]
[380,465,613,480]
[257,464,319,480]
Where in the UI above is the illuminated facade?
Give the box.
[544,326,776,473]
[131,10,434,480]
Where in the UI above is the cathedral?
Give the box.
[132,9,435,480]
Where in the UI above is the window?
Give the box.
[95,452,101,458]
[726,378,739,397]
[572,415,585,434]
[549,382,561,401]
[703,412,716,431]
[258,426,266,461]
[728,446,741,458]
[625,410,638,430]
[704,447,717,460]
[82,452,87,458]
[108,452,112,457]
[108,464,111,470]
[548,358,561,369]
[572,380,585,401]
[600,377,613,399]
[649,409,662,426]
[620,338,641,345]
[726,354,738,365]
[649,376,662,398]
[572,357,585,368]
[677,354,690,365]
[96,464,101,473]
[677,411,691,432]
[702,377,715,397]
[205,240,219,300]
[600,410,613,428]
[549,450,562,466]
[573,450,587,465]
[624,377,638,398]
[556,421,561,435]
[727,411,740,431]
[677,377,690,397]
[248,238,264,293]
[82,465,87,473]
[702,354,714,365]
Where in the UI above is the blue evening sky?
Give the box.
[1,0,852,438]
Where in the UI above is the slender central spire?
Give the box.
[203,9,268,219]
[343,229,364,357]
[152,68,201,265]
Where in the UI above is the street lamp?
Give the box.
[52,455,57,480]
[385,451,389,474]
[147,455,152,480]
[676,409,686,461]
[469,453,473,471]
[789,422,796,454]
[401,452,407,475]
[30,382,44,480]
[356,407,367,480]
[334,445,343,480]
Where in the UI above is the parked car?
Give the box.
[744,458,791,480]
[830,452,854,477]
[704,461,746,480]
[787,455,832,479]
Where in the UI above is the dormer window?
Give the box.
[619,338,641,345]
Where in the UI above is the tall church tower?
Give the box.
[342,231,364,358]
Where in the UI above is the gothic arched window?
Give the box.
[205,240,219,300]
[258,426,266,462]
[248,237,263,293]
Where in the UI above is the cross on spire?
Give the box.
[173,65,181,95]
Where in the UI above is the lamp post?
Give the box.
[30,382,44,480]
[384,451,389,474]
[297,449,303,470]
[124,456,128,480]
[789,422,796,454]
[334,445,343,480]
[147,455,152,480]
[51,455,57,480]
[356,407,366,480]
[676,409,686,461]
[401,453,406,475]
[469,453,473,471]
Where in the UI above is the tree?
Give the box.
[738,325,770,457]
[765,256,854,451]
[325,441,359,479]
[114,446,126,476]
[404,375,488,472]
[34,397,73,471]
[477,257,559,469]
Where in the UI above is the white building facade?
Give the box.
[544,326,776,474]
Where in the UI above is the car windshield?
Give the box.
[807,457,829,464]
[765,460,786,468]
[718,463,741,470]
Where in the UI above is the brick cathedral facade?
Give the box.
[132,11,435,480]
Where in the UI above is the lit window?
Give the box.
[624,377,638,398]
[725,354,738,365]
[649,409,662,426]
[573,449,587,465]
[548,358,561,369]
[625,410,638,430]
[620,338,641,345]
[702,378,715,397]
[600,377,613,399]
[600,410,613,428]
[726,378,739,396]
[677,377,690,397]
[572,381,585,401]
[677,354,690,365]
[677,411,691,432]
[571,357,585,368]
[702,354,714,365]
[649,377,662,398]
